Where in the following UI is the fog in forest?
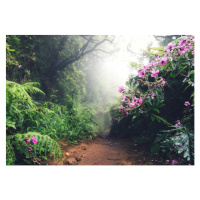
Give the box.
[85,35,159,104]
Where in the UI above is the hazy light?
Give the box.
[101,35,159,88]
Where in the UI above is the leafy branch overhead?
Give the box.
[56,35,115,71]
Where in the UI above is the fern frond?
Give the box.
[22,82,45,96]
[6,139,16,165]
[15,132,64,164]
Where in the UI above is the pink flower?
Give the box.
[184,101,190,106]
[26,138,30,145]
[166,160,170,164]
[149,61,156,68]
[172,160,178,165]
[151,92,155,99]
[159,56,168,65]
[139,70,146,78]
[143,65,148,70]
[32,136,38,144]
[155,55,160,61]
[180,143,183,147]
[175,121,181,126]
[121,95,127,102]
[18,65,22,68]
[178,46,188,55]
[118,105,124,112]
[124,108,129,115]
[28,147,33,151]
[118,86,124,93]
[138,69,142,73]
[179,37,185,46]
[129,102,135,108]
[138,97,143,104]
[132,97,138,103]
[160,78,167,88]
[165,42,176,52]
[151,69,159,77]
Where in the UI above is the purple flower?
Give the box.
[175,121,181,126]
[121,95,127,102]
[178,46,188,55]
[124,108,129,115]
[139,70,146,78]
[118,105,124,112]
[184,101,190,106]
[18,65,22,68]
[129,102,135,108]
[143,65,148,70]
[132,97,138,103]
[151,69,159,77]
[179,37,185,46]
[151,92,155,99]
[28,147,33,151]
[180,143,183,147]
[138,97,143,104]
[155,55,160,61]
[165,42,176,52]
[166,160,170,164]
[26,138,30,145]
[118,86,124,93]
[32,136,38,144]
[172,160,178,165]
[159,56,168,66]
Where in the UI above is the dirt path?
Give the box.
[48,136,154,165]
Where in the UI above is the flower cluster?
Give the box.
[24,136,41,164]
[117,35,194,117]
[118,94,143,116]
[25,136,38,145]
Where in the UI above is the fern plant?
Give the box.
[13,132,63,165]
[155,125,194,164]
[6,138,16,165]
[6,80,45,132]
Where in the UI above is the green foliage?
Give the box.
[13,132,63,165]
[111,35,194,164]
[6,80,45,132]
[6,138,16,165]
[156,125,194,163]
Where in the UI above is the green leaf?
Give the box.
[153,108,160,113]
[151,116,155,121]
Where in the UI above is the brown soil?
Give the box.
[47,135,154,165]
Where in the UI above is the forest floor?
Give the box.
[48,131,155,165]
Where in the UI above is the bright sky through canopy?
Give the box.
[102,35,159,87]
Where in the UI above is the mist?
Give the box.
[83,35,159,106]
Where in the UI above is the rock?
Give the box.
[64,157,77,165]
[75,157,81,162]
[81,146,87,150]
[65,152,70,156]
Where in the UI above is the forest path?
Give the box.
[49,135,154,165]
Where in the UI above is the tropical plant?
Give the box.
[11,132,63,165]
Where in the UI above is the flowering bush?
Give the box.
[115,35,194,165]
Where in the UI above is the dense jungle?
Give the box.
[6,35,194,165]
